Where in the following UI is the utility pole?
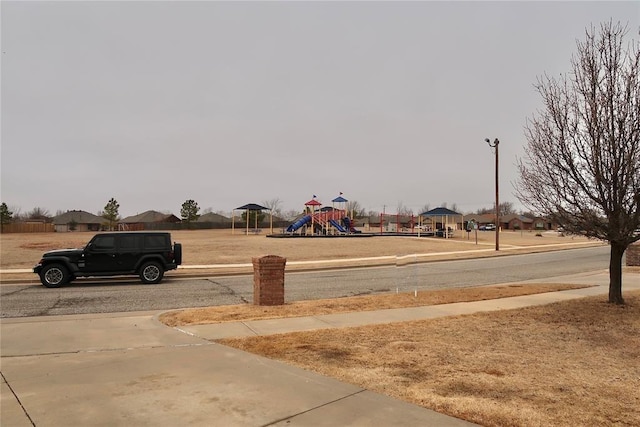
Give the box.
[485,138,500,251]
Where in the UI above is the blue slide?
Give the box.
[343,217,361,233]
[329,219,347,233]
[286,215,311,232]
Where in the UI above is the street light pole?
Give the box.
[485,138,499,251]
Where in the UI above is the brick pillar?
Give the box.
[252,255,286,306]
[627,242,640,266]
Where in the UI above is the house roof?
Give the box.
[464,213,538,224]
[53,210,105,225]
[502,214,534,223]
[197,212,232,223]
[120,210,179,223]
[463,213,496,223]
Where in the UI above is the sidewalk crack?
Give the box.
[260,389,366,427]
[1,370,36,426]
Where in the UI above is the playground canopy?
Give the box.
[419,207,463,236]
[232,203,272,234]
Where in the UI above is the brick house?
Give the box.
[53,210,106,232]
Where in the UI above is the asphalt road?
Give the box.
[1,246,611,318]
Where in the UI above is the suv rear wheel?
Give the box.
[40,263,69,288]
[139,261,164,284]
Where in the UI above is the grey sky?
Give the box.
[2,1,638,218]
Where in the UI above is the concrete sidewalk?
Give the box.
[2,270,637,426]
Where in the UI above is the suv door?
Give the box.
[83,235,120,273]
[116,234,142,272]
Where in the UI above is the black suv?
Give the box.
[33,232,182,287]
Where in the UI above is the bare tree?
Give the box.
[28,207,51,221]
[283,209,302,221]
[475,202,514,216]
[499,202,515,216]
[345,200,365,218]
[517,22,640,304]
[395,202,413,216]
[262,198,283,218]
[9,205,24,221]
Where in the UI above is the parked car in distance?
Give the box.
[484,223,496,231]
[33,232,182,287]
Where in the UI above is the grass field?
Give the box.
[0,228,601,270]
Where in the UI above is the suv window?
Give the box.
[144,234,167,249]
[119,235,139,250]
[92,235,116,250]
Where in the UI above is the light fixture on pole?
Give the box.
[485,138,499,251]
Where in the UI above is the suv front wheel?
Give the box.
[40,263,69,288]
[139,261,164,284]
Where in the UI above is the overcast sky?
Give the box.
[1,1,638,218]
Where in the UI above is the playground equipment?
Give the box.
[285,195,359,235]
[285,213,358,234]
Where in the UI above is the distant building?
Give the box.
[120,210,181,230]
[501,214,535,230]
[53,210,106,232]
[197,212,232,224]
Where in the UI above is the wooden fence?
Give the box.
[1,223,56,233]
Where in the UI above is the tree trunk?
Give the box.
[608,243,625,304]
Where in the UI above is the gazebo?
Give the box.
[232,203,272,235]
[419,207,463,238]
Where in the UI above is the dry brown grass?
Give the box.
[159,283,589,326]
[219,291,640,427]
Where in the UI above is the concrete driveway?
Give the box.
[1,311,476,426]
